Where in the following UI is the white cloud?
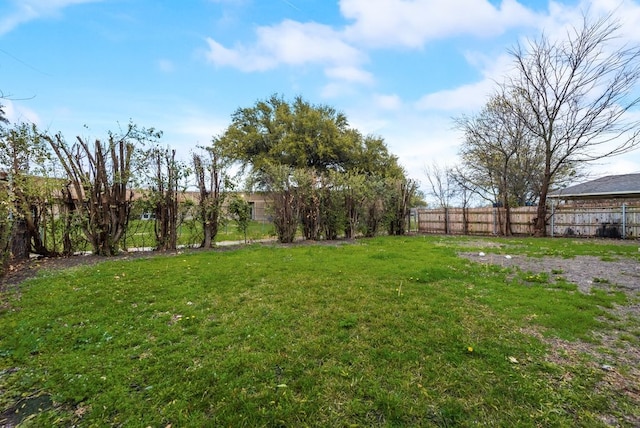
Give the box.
[414,81,491,112]
[372,94,402,110]
[0,0,102,35]
[325,66,374,85]
[202,0,544,91]
[174,115,227,143]
[205,20,365,74]
[343,97,463,187]
[2,99,41,125]
[204,38,266,71]
[156,106,229,154]
[415,52,512,112]
[407,0,640,182]
[320,81,359,99]
[340,0,540,48]
[589,154,640,177]
[537,0,640,44]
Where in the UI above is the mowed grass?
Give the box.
[1,236,638,427]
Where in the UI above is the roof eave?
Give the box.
[548,191,640,200]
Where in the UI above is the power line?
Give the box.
[280,0,301,12]
[0,47,50,76]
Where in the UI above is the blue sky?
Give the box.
[2,0,640,193]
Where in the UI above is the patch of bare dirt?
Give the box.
[461,252,640,294]
[461,251,640,425]
[1,250,181,293]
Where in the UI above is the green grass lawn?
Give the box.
[1,236,638,426]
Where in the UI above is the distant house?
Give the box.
[547,173,640,238]
[548,173,640,201]
[136,191,272,223]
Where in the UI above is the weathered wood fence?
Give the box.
[417,202,640,239]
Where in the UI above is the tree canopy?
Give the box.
[220,94,403,179]
[219,94,413,242]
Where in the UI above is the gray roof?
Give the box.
[548,173,640,200]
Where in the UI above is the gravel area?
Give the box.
[460,252,640,294]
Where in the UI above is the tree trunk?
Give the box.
[534,165,552,237]
[534,197,548,237]
[10,219,30,260]
[62,186,75,256]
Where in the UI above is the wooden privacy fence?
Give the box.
[417,202,640,239]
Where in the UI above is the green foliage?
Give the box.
[192,140,235,248]
[122,218,272,248]
[228,196,251,243]
[261,163,299,243]
[139,145,190,251]
[385,177,418,235]
[222,94,403,178]
[0,179,9,275]
[0,123,61,258]
[0,236,637,426]
[318,173,346,240]
[219,95,414,241]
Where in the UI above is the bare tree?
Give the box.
[424,162,455,208]
[0,104,8,125]
[340,171,367,239]
[0,108,11,272]
[144,146,185,251]
[192,139,232,249]
[448,165,477,235]
[295,168,322,241]
[257,163,300,243]
[506,13,640,236]
[455,93,546,235]
[46,124,159,255]
[424,162,456,234]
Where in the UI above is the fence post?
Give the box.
[493,206,497,235]
[444,207,449,235]
[622,203,627,239]
[550,200,555,238]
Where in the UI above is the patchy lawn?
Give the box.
[1,236,639,427]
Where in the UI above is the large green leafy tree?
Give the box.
[221,94,403,177]
[222,94,351,172]
[220,94,410,241]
